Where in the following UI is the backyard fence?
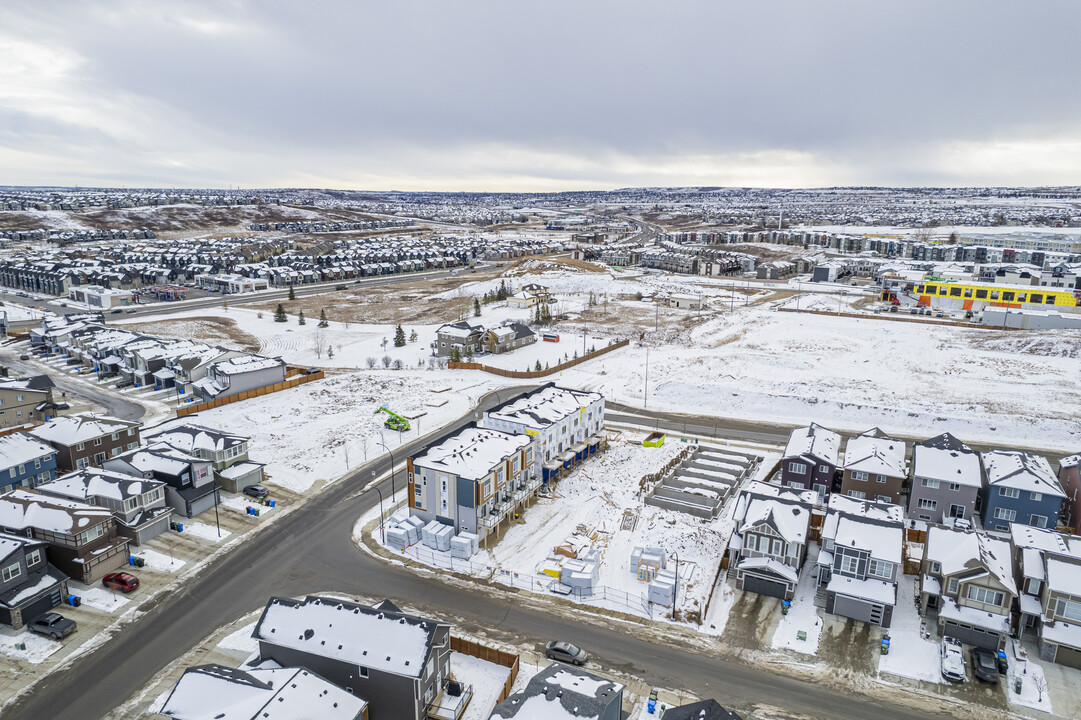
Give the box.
[404,543,494,578]
[176,368,324,417]
[450,636,520,705]
[448,339,629,378]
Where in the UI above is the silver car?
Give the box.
[545,640,588,666]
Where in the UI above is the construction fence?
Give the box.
[448,339,629,378]
[450,636,520,705]
[176,368,325,417]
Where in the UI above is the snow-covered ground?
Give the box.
[0,631,61,664]
[878,578,940,684]
[219,495,275,518]
[217,621,259,656]
[1006,641,1054,715]
[451,651,511,720]
[181,522,230,543]
[76,587,131,614]
[770,544,824,655]
[132,548,187,573]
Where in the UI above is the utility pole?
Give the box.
[655,302,659,331]
[643,346,649,408]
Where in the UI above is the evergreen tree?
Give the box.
[464,345,474,360]
[409,330,419,343]
[298,310,305,325]
[449,346,462,362]
[327,345,334,358]
[274,303,287,322]
[473,298,481,317]
[288,285,296,300]
[318,308,329,328]
[534,360,542,371]
[394,324,406,347]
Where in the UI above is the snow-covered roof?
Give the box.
[912,443,981,487]
[737,556,799,582]
[1010,525,1081,559]
[160,664,367,720]
[211,354,285,376]
[143,423,248,455]
[109,442,202,477]
[843,429,906,477]
[740,495,811,544]
[486,385,602,431]
[982,450,1065,497]
[436,320,483,339]
[37,468,163,503]
[827,574,897,605]
[1045,557,1081,597]
[28,413,138,446]
[1042,621,1081,650]
[1061,454,1080,470]
[0,432,56,469]
[252,596,442,679]
[413,426,529,481]
[783,423,840,465]
[925,526,1014,591]
[938,599,1010,634]
[0,488,112,534]
[831,516,903,564]
[491,663,623,720]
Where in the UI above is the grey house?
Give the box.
[907,432,982,524]
[142,423,264,494]
[103,442,218,519]
[1010,525,1081,669]
[780,423,840,504]
[817,495,904,628]
[728,481,817,600]
[191,353,286,401]
[980,450,1066,531]
[490,663,623,720]
[662,700,743,720]
[251,596,452,720]
[0,532,68,630]
[37,468,173,546]
[431,321,485,358]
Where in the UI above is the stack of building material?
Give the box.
[386,526,410,550]
[402,516,424,545]
[631,546,667,577]
[560,555,600,592]
[434,524,454,551]
[648,568,678,607]
[422,521,444,549]
[450,535,473,559]
[458,531,479,555]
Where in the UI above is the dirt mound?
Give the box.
[500,257,606,277]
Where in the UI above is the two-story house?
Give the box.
[907,432,982,524]
[408,425,534,542]
[1059,453,1080,532]
[817,495,904,627]
[728,481,817,600]
[191,353,286,402]
[1010,525,1081,668]
[779,423,840,504]
[0,489,129,584]
[0,374,62,428]
[0,532,68,631]
[981,450,1066,531]
[0,432,58,492]
[839,428,907,505]
[481,383,604,465]
[28,413,141,472]
[142,423,263,493]
[251,596,452,720]
[431,321,485,358]
[920,526,1016,650]
[491,663,623,720]
[103,442,217,518]
[37,468,172,546]
[481,323,537,355]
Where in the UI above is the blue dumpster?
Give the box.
[268,499,276,509]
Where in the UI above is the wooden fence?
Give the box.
[450,636,520,704]
[449,339,629,378]
[176,368,325,418]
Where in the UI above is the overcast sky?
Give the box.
[1,0,1079,191]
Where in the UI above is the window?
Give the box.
[920,478,940,489]
[1025,577,1041,595]
[1046,294,1056,305]
[1030,515,1048,529]
[947,578,958,594]
[93,438,103,447]
[1002,292,1015,302]
[1056,599,1081,623]
[111,432,120,441]
[744,534,757,552]
[975,289,988,299]
[917,498,937,511]
[482,479,491,498]
[127,428,135,437]
[1030,492,1042,502]
[851,470,868,482]
[771,539,783,556]
[847,490,866,499]
[1031,294,1043,304]
[949,504,966,518]
[76,457,90,470]
[15,394,23,402]
[967,586,1004,607]
[840,555,859,574]
[1,563,19,582]
[868,558,891,579]
[950,287,962,297]
[76,442,85,451]
[359,666,368,679]
[998,487,1020,499]
[877,475,888,484]
[26,549,41,566]
[948,482,961,491]
[33,458,40,469]
[818,465,830,474]
[788,462,807,474]
[993,507,1017,522]
[93,452,106,465]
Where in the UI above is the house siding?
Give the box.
[981,489,1064,532]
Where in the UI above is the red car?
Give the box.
[102,572,140,593]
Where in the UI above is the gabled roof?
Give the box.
[783,423,840,466]
[661,699,743,720]
[491,663,623,720]
[412,426,529,481]
[822,495,904,563]
[28,413,139,447]
[38,468,164,503]
[982,450,1065,497]
[925,526,1015,592]
[912,436,981,487]
[843,429,906,477]
[143,423,249,455]
[0,432,56,470]
[485,385,602,431]
[0,488,112,534]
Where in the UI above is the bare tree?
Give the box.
[312,327,327,359]
[366,357,377,369]
[1034,673,1047,703]
[381,355,392,368]
[392,358,403,370]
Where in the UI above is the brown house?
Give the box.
[28,413,141,472]
[840,428,908,504]
[0,489,129,584]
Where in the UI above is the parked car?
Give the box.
[971,647,1000,683]
[102,571,140,593]
[110,309,123,314]
[19,354,29,360]
[115,379,133,389]
[243,484,269,499]
[125,309,137,314]
[940,636,966,682]
[545,640,587,666]
[28,612,77,640]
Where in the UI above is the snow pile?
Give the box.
[771,544,823,655]
[878,579,940,683]
[77,587,131,613]
[217,620,260,655]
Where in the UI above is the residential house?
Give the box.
[490,663,623,720]
[1060,453,1080,531]
[251,596,452,720]
[0,532,68,630]
[142,423,263,493]
[431,321,485,358]
[192,353,286,402]
[0,374,63,428]
[481,323,536,355]
[158,664,368,720]
[817,495,904,627]
[779,423,840,504]
[103,442,217,518]
[1010,525,1081,668]
[662,700,743,720]
[980,450,1065,531]
[28,413,141,472]
[907,432,982,524]
[37,468,172,546]
[727,481,816,600]
[840,428,906,504]
[408,425,534,541]
[0,489,129,583]
[0,432,58,492]
[919,526,1016,650]
[481,383,604,465]
[506,283,550,309]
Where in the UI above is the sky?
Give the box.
[1,0,1079,192]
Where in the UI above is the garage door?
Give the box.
[743,574,788,599]
[943,620,1000,650]
[833,594,885,626]
[1054,644,1081,670]
[21,586,62,624]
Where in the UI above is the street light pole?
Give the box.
[377,440,396,505]
[371,470,386,545]
[643,346,649,408]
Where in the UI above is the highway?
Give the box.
[4,390,958,720]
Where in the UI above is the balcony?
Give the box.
[426,682,473,720]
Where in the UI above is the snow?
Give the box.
[76,586,131,613]
[180,521,230,543]
[414,427,530,480]
[0,631,61,664]
[878,579,941,684]
[826,575,896,605]
[1046,558,1081,596]
[1007,642,1054,714]
[217,620,260,655]
[451,650,511,720]
[219,495,276,518]
[133,547,187,572]
[771,544,823,655]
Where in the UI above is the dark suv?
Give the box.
[28,613,77,640]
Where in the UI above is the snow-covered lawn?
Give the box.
[76,587,131,613]
[771,544,823,655]
[878,578,940,684]
[181,522,230,543]
[1006,641,1054,715]
[451,651,511,720]
[220,495,275,518]
[0,631,61,664]
[133,548,187,572]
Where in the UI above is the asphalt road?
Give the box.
[0,350,147,422]
[5,391,958,720]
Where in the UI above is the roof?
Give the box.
[1062,454,1080,470]
[925,526,1015,591]
[252,596,443,679]
[0,432,56,470]
[783,423,840,465]
[412,426,529,481]
[436,320,483,339]
[1045,557,1081,597]
[843,429,906,477]
[0,488,112,534]
[485,385,602,431]
[211,354,285,376]
[736,556,799,582]
[109,443,201,477]
[159,664,367,720]
[1010,525,1081,559]
[982,450,1065,497]
[912,442,982,487]
[28,413,138,447]
[143,423,249,455]
[827,574,897,605]
[661,699,743,720]
[490,663,623,720]
[37,468,164,503]
[739,497,811,544]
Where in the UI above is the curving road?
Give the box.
[4,392,959,720]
